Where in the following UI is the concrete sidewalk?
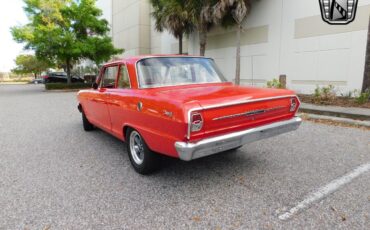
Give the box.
[299,103,370,121]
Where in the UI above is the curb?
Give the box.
[44,89,88,92]
[300,113,370,128]
[44,90,79,92]
[0,82,29,85]
[299,104,370,121]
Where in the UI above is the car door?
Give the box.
[106,64,132,139]
[89,65,119,131]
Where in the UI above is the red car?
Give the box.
[77,55,301,174]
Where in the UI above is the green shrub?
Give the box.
[313,85,336,103]
[355,89,370,104]
[45,83,92,90]
[267,79,283,89]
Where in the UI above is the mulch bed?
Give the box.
[298,94,370,109]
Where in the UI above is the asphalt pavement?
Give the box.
[0,84,369,229]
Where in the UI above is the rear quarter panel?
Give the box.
[110,90,188,157]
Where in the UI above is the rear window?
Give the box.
[137,57,226,88]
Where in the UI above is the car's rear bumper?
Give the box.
[175,117,302,161]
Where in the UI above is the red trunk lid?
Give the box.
[152,83,299,140]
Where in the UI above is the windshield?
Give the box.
[137,57,227,88]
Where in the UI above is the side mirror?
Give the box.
[92,82,98,90]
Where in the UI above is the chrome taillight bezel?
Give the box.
[190,112,203,132]
[290,97,298,112]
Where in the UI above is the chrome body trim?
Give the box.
[177,116,302,161]
[186,95,300,139]
[163,110,173,118]
[212,106,285,121]
[201,95,298,110]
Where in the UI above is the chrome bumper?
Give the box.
[175,117,302,161]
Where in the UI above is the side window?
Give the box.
[100,66,118,88]
[117,65,130,89]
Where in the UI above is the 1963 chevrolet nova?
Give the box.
[77,55,301,174]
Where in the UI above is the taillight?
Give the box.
[290,97,298,112]
[190,112,203,132]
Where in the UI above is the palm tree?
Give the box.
[150,0,194,54]
[188,0,219,56]
[213,0,252,85]
[362,16,370,92]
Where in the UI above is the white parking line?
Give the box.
[279,162,370,221]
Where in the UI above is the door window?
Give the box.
[100,66,118,88]
[117,65,130,89]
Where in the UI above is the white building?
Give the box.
[109,0,370,94]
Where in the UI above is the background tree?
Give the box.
[362,16,370,93]
[11,0,123,84]
[214,0,252,85]
[150,0,194,54]
[84,37,121,67]
[68,0,123,66]
[188,0,218,56]
[12,54,51,78]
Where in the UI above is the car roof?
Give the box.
[104,54,211,66]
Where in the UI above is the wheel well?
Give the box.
[123,126,132,141]
[77,103,83,113]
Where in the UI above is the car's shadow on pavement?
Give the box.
[82,124,261,184]
[159,151,258,176]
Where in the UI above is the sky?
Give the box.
[0,0,111,73]
[0,0,29,72]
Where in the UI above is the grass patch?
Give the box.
[45,83,92,90]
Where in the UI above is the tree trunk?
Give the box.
[34,73,37,79]
[235,24,242,85]
[362,16,370,92]
[66,59,72,84]
[199,28,207,56]
[179,33,183,54]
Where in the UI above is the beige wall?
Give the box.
[112,0,151,56]
[188,0,370,94]
[112,0,190,56]
[295,5,370,39]
[110,0,370,93]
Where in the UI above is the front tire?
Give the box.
[126,129,160,174]
[82,111,94,131]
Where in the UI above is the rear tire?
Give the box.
[82,111,94,131]
[126,128,160,175]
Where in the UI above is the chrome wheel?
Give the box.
[129,131,144,165]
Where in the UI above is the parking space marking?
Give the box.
[278,162,370,221]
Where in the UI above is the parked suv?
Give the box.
[43,72,84,83]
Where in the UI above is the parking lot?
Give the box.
[0,84,369,229]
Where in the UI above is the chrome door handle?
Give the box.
[137,101,143,111]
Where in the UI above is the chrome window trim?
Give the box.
[186,95,301,139]
[99,65,119,89]
[117,64,132,89]
[134,56,223,89]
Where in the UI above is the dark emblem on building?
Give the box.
[319,0,359,25]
